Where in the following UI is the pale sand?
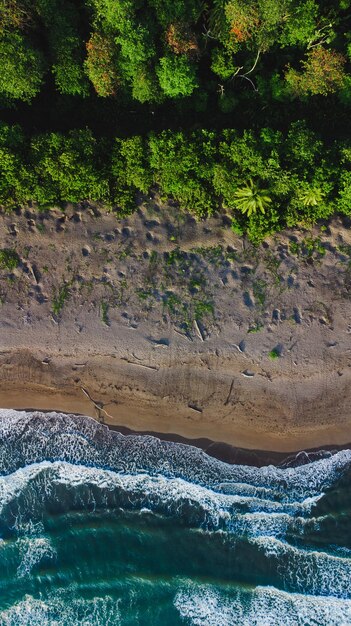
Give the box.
[1,201,351,452]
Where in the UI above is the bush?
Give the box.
[30,129,109,204]
[336,172,351,216]
[148,130,216,216]
[111,136,152,212]
[0,123,32,208]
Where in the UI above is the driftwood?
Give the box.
[224,379,235,406]
[81,386,114,422]
[121,357,159,371]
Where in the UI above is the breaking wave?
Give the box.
[0,409,350,625]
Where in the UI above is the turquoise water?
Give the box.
[0,410,350,624]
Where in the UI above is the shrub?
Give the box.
[0,123,32,208]
[111,136,152,212]
[148,130,216,216]
[30,129,109,204]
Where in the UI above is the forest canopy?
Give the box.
[1,0,351,239]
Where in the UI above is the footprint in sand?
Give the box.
[293,307,302,324]
[241,369,255,377]
[144,219,160,229]
[70,212,82,223]
[122,227,132,238]
[9,223,18,237]
[243,292,254,308]
[272,309,280,323]
[56,216,66,232]
[31,264,41,284]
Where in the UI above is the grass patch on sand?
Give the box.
[0,249,20,271]
[269,347,281,360]
[101,300,110,325]
[52,282,71,315]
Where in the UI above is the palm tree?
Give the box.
[233,179,272,217]
[299,187,324,207]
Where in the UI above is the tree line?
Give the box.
[1,0,351,106]
[1,121,351,242]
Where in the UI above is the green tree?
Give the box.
[212,0,323,50]
[116,26,158,102]
[148,0,203,28]
[0,32,45,102]
[131,68,159,103]
[87,0,158,102]
[211,47,238,80]
[278,0,320,47]
[224,0,289,51]
[52,42,89,96]
[86,0,134,31]
[156,54,198,98]
[36,0,89,96]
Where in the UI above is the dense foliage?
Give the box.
[1,0,351,238]
[2,121,351,241]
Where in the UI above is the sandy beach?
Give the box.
[1,199,351,452]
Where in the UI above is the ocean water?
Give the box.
[0,410,350,625]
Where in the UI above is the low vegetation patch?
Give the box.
[0,249,20,271]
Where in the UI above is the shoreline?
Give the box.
[1,380,351,455]
[0,401,349,468]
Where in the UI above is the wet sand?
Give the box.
[0,398,348,467]
[1,353,351,453]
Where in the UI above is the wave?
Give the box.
[0,460,349,599]
[0,461,319,533]
[3,583,351,626]
[0,409,350,624]
[174,584,351,626]
[0,409,350,501]
[0,594,121,626]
